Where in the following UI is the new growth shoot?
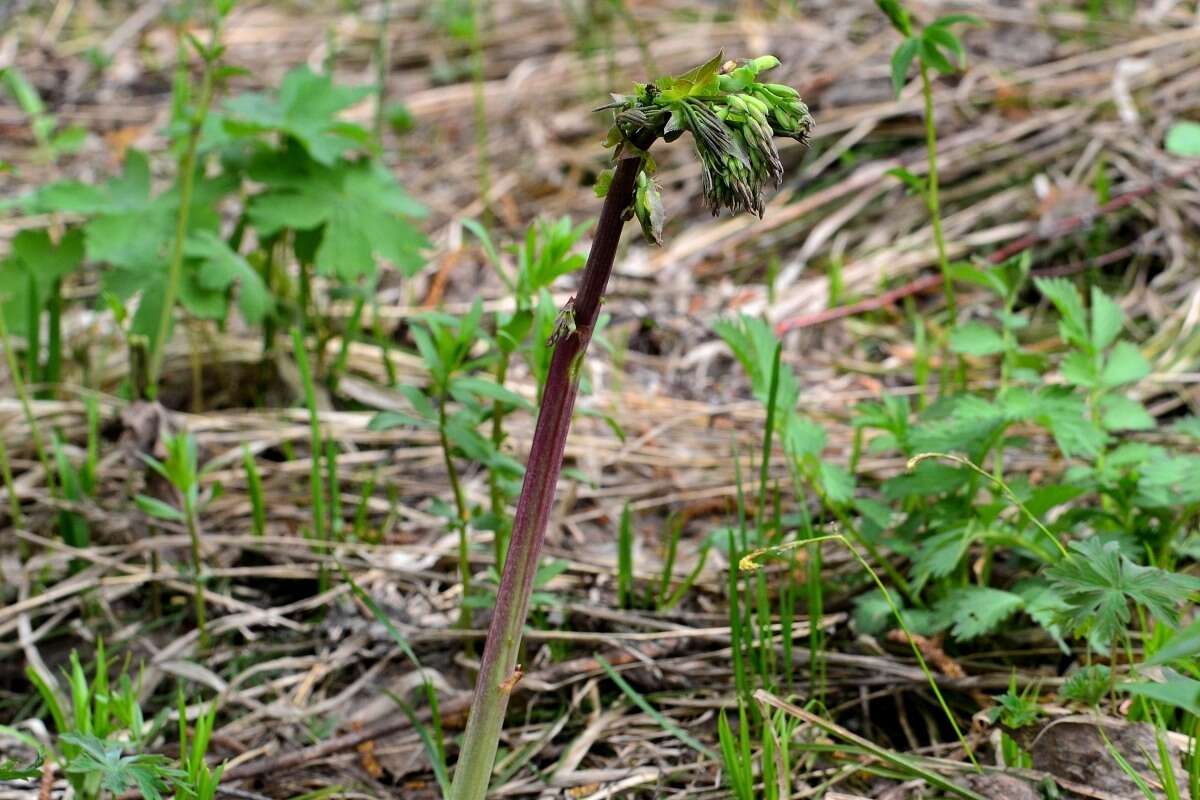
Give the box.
[448,53,812,800]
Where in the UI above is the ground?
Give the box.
[1,0,1200,798]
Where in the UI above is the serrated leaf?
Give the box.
[1035,276,1088,348]
[1089,286,1124,350]
[1100,395,1154,431]
[1100,341,1150,388]
[1047,538,1200,644]
[184,230,273,323]
[224,66,373,164]
[817,460,855,505]
[935,586,1024,641]
[248,159,428,280]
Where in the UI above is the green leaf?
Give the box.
[1047,538,1200,644]
[1089,286,1124,350]
[449,376,532,409]
[890,38,920,97]
[224,66,373,164]
[1100,395,1155,431]
[885,164,925,194]
[1165,121,1200,157]
[1173,416,1200,439]
[593,168,614,198]
[60,734,182,800]
[949,322,1005,356]
[1147,618,1200,667]
[1120,672,1200,718]
[0,753,43,781]
[248,159,428,280]
[875,0,913,36]
[929,13,985,28]
[923,25,966,67]
[1100,341,1150,388]
[817,461,855,505]
[918,37,955,75]
[135,495,185,522]
[935,586,1024,641]
[1035,276,1088,348]
[184,230,273,323]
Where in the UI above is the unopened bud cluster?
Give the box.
[600,53,812,227]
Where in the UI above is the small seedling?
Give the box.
[136,433,221,650]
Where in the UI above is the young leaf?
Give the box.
[1089,287,1124,351]
[936,587,1024,641]
[875,0,914,36]
[1035,277,1088,348]
[135,495,185,522]
[224,66,374,165]
[890,37,920,97]
[1100,341,1150,388]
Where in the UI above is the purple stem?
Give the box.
[449,152,644,800]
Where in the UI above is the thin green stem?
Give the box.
[919,61,954,326]
[148,28,221,393]
[439,397,473,628]
[0,304,54,492]
[184,504,209,651]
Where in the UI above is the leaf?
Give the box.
[1147,618,1200,667]
[1100,341,1150,388]
[949,322,1005,356]
[449,376,532,409]
[593,168,614,198]
[929,13,985,28]
[1100,395,1155,431]
[1173,416,1200,440]
[918,36,955,75]
[0,754,43,781]
[135,495,185,522]
[875,0,913,36]
[1089,286,1124,351]
[949,262,1007,296]
[1047,538,1200,644]
[885,164,925,194]
[1165,121,1200,157]
[60,733,182,800]
[223,66,373,165]
[923,25,966,67]
[890,37,920,97]
[248,158,428,281]
[1120,671,1200,718]
[184,230,273,323]
[935,586,1024,641]
[817,461,855,505]
[1035,276,1088,348]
